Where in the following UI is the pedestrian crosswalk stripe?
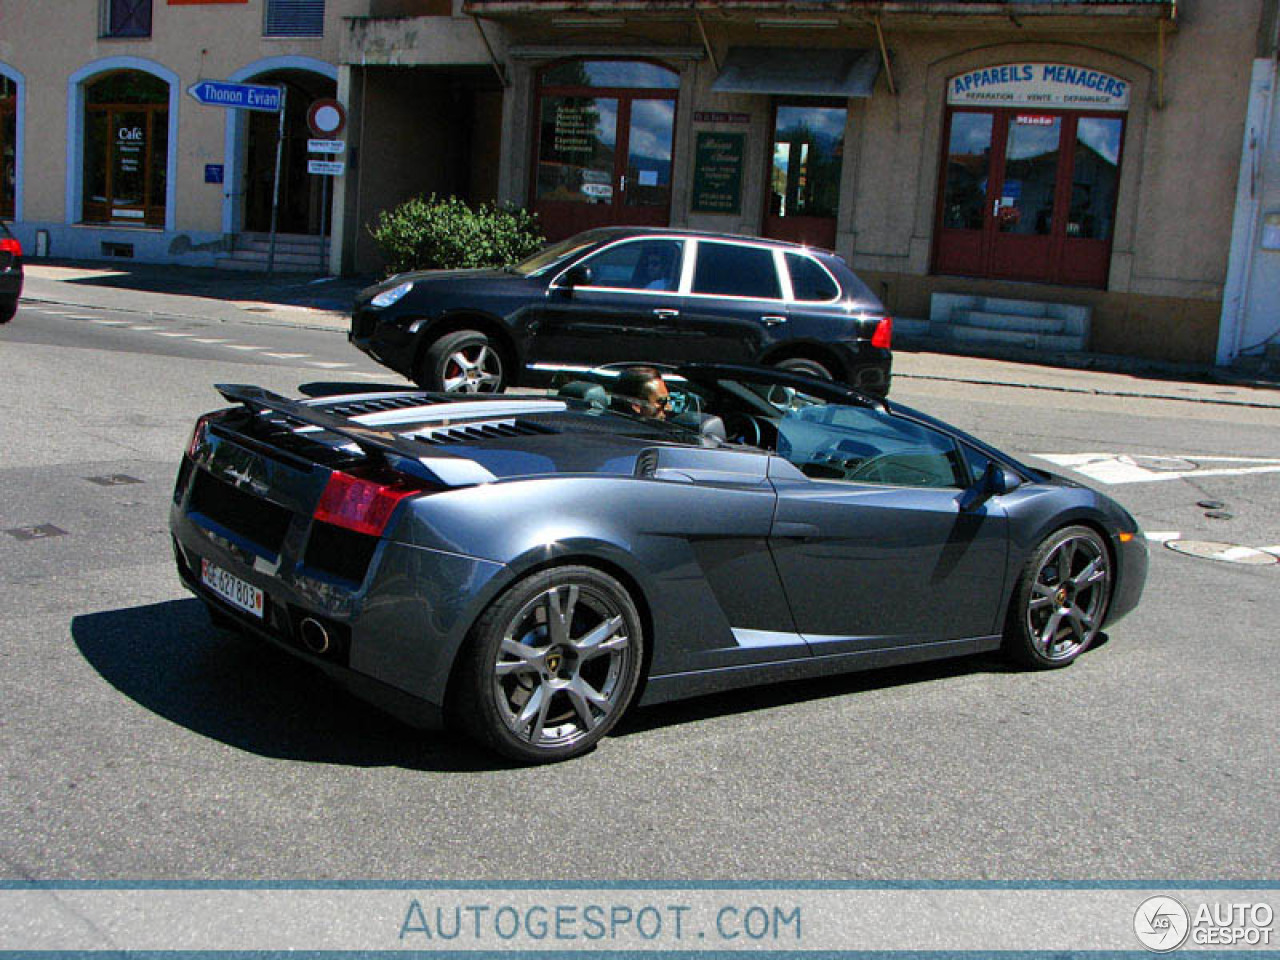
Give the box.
[307,361,350,368]
[225,344,263,351]
[264,352,309,359]
[191,338,228,344]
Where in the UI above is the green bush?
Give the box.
[369,194,544,275]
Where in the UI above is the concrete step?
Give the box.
[952,309,1069,335]
[892,316,930,339]
[213,258,321,274]
[949,324,1085,353]
[224,250,327,267]
[234,240,330,256]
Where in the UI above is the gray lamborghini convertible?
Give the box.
[170,364,1147,763]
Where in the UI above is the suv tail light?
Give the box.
[0,237,20,257]
[313,468,428,537]
[871,315,893,350]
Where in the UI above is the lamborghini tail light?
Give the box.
[313,468,426,537]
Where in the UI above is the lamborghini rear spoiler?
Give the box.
[214,384,496,487]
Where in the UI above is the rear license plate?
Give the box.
[201,558,265,620]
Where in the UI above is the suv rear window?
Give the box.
[692,242,781,300]
[785,253,839,301]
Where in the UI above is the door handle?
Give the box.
[653,308,679,319]
[761,315,787,326]
[773,521,819,540]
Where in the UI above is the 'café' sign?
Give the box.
[948,63,1130,111]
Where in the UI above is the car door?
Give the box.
[527,237,686,365]
[674,239,786,363]
[765,402,1010,654]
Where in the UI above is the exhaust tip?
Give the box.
[299,617,331,655]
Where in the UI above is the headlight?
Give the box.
[370,281,414,308]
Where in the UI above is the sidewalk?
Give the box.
[18,258,1280,410]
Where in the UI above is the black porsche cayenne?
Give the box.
[350,227,893,396]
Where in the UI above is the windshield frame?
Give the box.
[508,231,612,278]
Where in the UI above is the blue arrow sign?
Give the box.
[187,80,283,112]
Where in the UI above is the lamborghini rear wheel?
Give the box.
[452,566,645,763]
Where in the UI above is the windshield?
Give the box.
[508,231,610,277]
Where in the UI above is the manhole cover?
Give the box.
[1126,455,1199,472]
[85,474,143,486]
[5,524,68,542]
[1165,540,1278,565]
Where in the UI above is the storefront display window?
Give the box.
[533,59,678,240]
[763,103,846,249]
[83,70,168,227]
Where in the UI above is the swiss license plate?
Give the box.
[201,558,265,620]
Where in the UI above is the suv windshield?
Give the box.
[509,231,611,277]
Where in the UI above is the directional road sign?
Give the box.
[187,80,283,112]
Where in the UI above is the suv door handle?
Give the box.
[761,315,786,326]
[653,308,679,319]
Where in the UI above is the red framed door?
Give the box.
[762,101,847,250]
[532,60,678,241]
[933,107,1124,289]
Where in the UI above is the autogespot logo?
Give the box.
[1135,896,1191,952]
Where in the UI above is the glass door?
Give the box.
[532,60,678,241]
[932,108,1125,289]
[0,76,14,218]
[762,103,846,249]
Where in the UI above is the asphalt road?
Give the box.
[1,301,1277,880]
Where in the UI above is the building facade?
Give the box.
[0,0,1270,365]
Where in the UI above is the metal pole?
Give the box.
[319,172,329,275]
[267,85,287,274]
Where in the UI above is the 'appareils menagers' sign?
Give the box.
[948,64,1130,111]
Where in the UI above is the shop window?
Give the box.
[532,59,678,240]
[265,0,325,38]
[763,103,846,250]
[82,71,168,227]
[1,76,15,219]
[102,0,152,38]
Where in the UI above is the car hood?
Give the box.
[358,268,525,304]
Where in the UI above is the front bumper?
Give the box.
[349,306,419,378]
[1105,530,1149,628]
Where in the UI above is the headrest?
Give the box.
[557,381,608,410]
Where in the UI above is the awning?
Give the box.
[711,47,882,98]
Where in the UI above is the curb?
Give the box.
[20,293,350,334]
[894,371,1280,410]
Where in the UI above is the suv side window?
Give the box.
[785,253,839,302]
[577,239,683,292]
[692,241,782,300]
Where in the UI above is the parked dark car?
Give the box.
[350,228,893,396]
[170,363,1146,763]
[0,221,22,324]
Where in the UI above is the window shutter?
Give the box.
[107,0,152,37]
[264,0,325,38]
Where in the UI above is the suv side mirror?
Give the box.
[562,264,593,289]
[959,461,1023,512]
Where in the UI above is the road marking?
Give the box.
[264,352,310,359]
[1144,531,1181,543]
[224,344,264,351]
[1035,452,1280,485]
[1262,545,1280,558]
[152,331,193,338]
[127,325,159,332]
[306,361,350,369]
[90,319,129,326]
[190,338,228,344]
[67,315,101,321]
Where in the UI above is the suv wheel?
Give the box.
[418,330,506,394]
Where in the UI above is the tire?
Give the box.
[0,299,15,324]
[774,356,834,381]
[451,565,646,763]
[417,329,506,394]
[1003,525,1112,669]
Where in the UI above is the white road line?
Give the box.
[1261,546,1280,558]
[128,325,159,331]
[190,338,228,344]
[67,315,101,321]
[306,361,351,369]
[1144,531,1181,543]
[151,331,193,338]
[90,319,129,326]
[1035,452,1280,485]
[264,352,310,359]
[224,344,264,351]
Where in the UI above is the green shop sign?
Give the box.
[691,132,745,215]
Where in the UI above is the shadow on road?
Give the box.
[70,598,508,772]
[72,597,1112,765]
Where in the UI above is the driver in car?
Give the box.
[613,366,671,420]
